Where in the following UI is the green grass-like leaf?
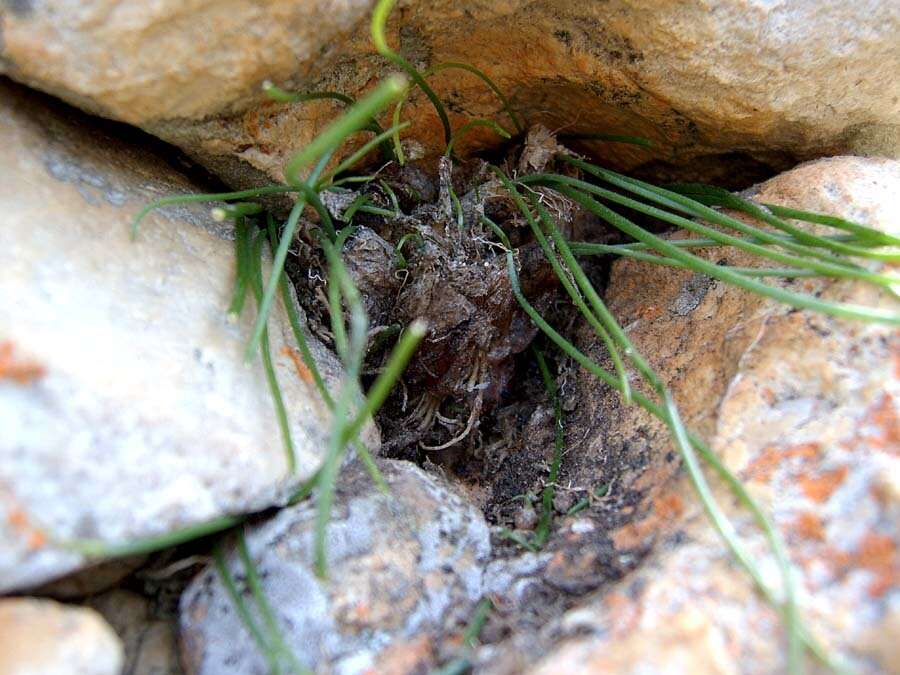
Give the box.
[532,345,563,549]
[394,232,423,269]
[317,122,411,189]
[246,79,408,363]
[525,167,898,290]
[63,514,244,559]
[228,217,252,318]
[245,153,331,362]
[462,597,493,648]
[244,229,297,474]
[263,80,396,162]
[523,169,899,326]
[372,0,451,144]
[263,80,355,106]
[312,316,426,578]
[235,529,311,674]
[666,182,900,251]
[388,59,524,164]
[131,186,298,238]
[564,157,899,280]
[284,75,407,186]
[495,170,633,403]
[426,62,524,134]
[126,6,880,667]
[563,183,899,324]
[214,544,285,675]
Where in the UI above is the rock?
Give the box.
[0,80,375,592]
[179,459,491,675]
[90,589,181,675]
[33,556,147,599]
[2,1,898,188]
[133,622,182,675]
[0,0,376,125]
[0,597,124,675]
[479,156,900,674]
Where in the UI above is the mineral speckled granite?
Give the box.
[180,460,491,675]
[0,81,375,592]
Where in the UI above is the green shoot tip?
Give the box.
[407,318,428,338]
[382,72,409,96]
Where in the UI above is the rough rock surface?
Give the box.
[0,81,375,592]
[90,589,182,675]
[180,459,491,675]
[34,556,148,599]
[0,0,376,125]
[481,156,900,673]
[3,1,897,189]
[0,597,124,675]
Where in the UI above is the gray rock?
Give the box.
[0,81,375,592]
[0,597,123,675]
[483,551,552,610]
[180,459,491,675]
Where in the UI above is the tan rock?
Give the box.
[0,0,376,124]
[132,622,181,675]
[0,80,374,592]
[3,1,897,188]
[0,597,123,675]
[90,590,181,675]
[482,156,899,674]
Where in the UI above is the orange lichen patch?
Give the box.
[742,442,820,483]
[857,534,896,567]
[367,634,433,675]
[858,534,898,598]
[546,546,598,582]
[612,522,647,550]
[790,512,826,542]
[799,279,819,293]
[862,393,900,455]
[655,493,685,520]
[0,341,46,384]
[6,506,47,550]
[830,533,898,599]
[867,570,897,599]
[799,465,849,503]
[612,492,684,550]
[281,346,314,385]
